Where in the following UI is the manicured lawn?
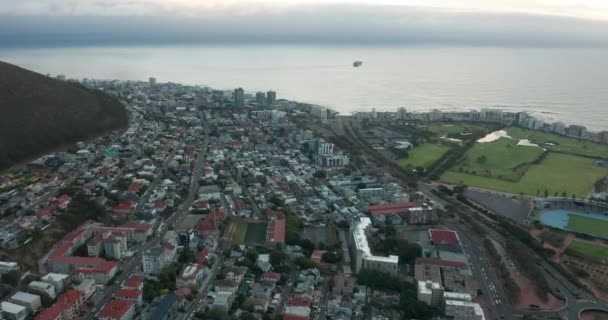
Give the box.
[245,222,268,244]
[506,127,608,159]
[568,215,608,239]
[452,137,544,179]
[441,153,607,196]
[566,240,608,263]
[395,143,452,169]
[224,219,247,243]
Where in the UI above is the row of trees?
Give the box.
[371,225,422,265]
[482,238,520,303]
[357,269,433,319]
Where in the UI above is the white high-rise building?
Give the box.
[351,218,399,275]
[317,141,334,156]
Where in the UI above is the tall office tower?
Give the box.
[234,88,245,107]
[267,90,276,105]
[256,92,266,105]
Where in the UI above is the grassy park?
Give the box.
[506,127,608,159]
[442,153,606,196]
[395,143,452,169]
[568,215,608,239]
[224,219,248,243]
[451,137,544,180]
[566,240,608,263]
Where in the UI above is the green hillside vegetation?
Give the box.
[506,127,608,159]
[442,153,607,196]
[395,143,452,169]
[452,137,544,180]
[568,216,608,239]
[566,240,608,263]
[0,61,128,169]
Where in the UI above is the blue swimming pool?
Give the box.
[539,209,608,231]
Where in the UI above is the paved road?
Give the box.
[423,183,608,320]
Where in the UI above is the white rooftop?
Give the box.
[41,273,69,281]
[417,281,442,295]
[353,217,399,264]
[10,291,40,303]
[445,300,486,320]
[444,291,473,302]
[1,301,27,314]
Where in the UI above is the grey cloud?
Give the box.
[1,4,608,48]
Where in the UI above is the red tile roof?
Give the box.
[287,296,311,307]
[262,272,281,282]
[124,274,144,289]
[267,218,285,244]
[116,289,143,298]
[284,315,308,320]
[310,250,325,264]
[415,257,468,270]
[367,202,417,215]
[58,289,84,305]
[429,229,459,246]
[99,299,135,319]
[35,304,63,320]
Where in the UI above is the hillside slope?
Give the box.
[0,61,128,169]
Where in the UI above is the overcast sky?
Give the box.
[1,0,608,47]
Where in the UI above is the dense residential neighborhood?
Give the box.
[1,77,608,320]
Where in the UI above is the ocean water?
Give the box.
[1,45,607,130]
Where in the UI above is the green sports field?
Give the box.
[224,219,248,243]
[506,127,608,159]
[568,215,608,239]
[395,143,452,169]
[566,240,608,263]
[442,153,607,196]
[245,222,268,244]
[452,137,544,179]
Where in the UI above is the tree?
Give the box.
[294,257,316,269]
[1,270,20,286]
[313,170,327,179]
[298,239,315,256]
[476,155,487,164]
[321,251,339,264]
[178,247,196,264]
[544,189,549,198]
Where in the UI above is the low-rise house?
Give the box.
[115,289,143,306]
[123,274,144,290]
[1,301,29,320]
[214,280,239,295]
[74,279,97,300]
[210,291,234,312]
[9,291,42,313]
[98,299,135,320]
[176,263,206,288]
[28,281,57,299]
[41,273,70,293]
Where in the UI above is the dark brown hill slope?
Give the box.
[0,61,128,169]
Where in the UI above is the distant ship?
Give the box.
[353,60,363,67]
